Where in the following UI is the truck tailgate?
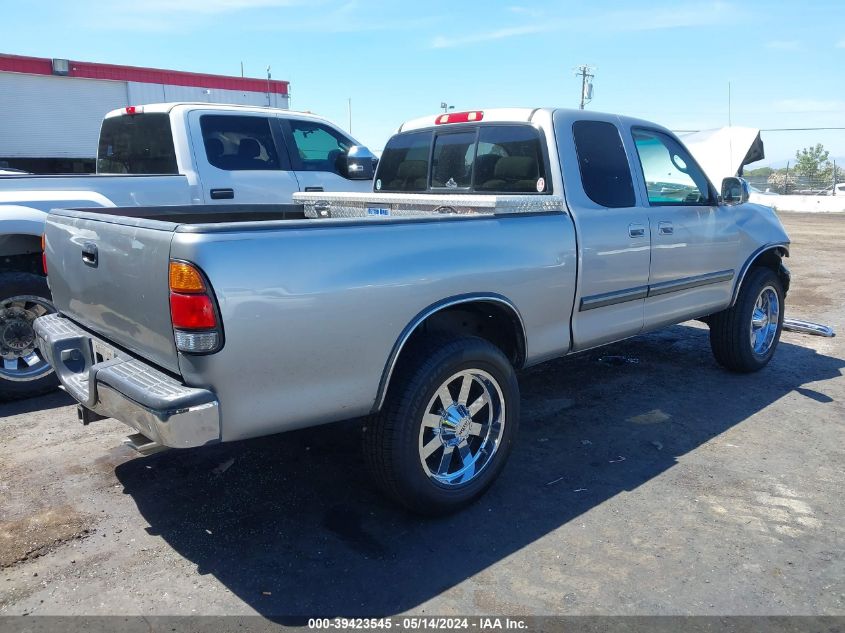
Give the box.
[44,210,180,374]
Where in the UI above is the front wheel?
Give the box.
[364,335,519,515]
[709,267,785,373]
[0,272,58,401]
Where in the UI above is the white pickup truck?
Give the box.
[0,102,376,399]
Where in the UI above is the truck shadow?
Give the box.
[0,388,74,416]
[114,324,843,620]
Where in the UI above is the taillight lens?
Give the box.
[170,293,216,329]
[169,260,222,353]
[41,234,47,275]
[169,261,206,293]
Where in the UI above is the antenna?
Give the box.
[575,65,595,110]
[266,65,272,107]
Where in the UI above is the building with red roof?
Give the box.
[0,53,290,172]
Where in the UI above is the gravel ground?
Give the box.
[0,212,843,618]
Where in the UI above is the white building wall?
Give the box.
[126,82,288,108]
[0,72,289,158]
[0,72,126,158]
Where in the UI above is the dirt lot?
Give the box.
[1,213,843,618]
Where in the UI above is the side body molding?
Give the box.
[372,294,527,413]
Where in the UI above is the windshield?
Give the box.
[97,113,178,175]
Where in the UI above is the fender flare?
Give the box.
[0,205,48,237]
[730,242,790,307]
[372,293,527,413]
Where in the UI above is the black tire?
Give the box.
[364,335,519,515]
[709,267,785,373]
[0,272,58,402]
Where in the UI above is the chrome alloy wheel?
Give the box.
[418,369,506,487]
[750,285,780,356]
[0,295,54,382]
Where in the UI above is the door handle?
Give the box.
[658,221,674,235]
[628,223,646,238]
[81,242,98,268]
[210,188,234,200]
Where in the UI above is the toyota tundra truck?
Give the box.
[1,102,375,399]
[35,108,790,514]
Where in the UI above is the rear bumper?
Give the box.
[34,313,220,448]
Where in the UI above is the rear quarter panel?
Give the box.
[172,213,577,441]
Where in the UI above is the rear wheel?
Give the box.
[709,267,784,373]
[0,273,58,401]
[364,335,519,515]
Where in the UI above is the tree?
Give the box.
[793,143,830,179]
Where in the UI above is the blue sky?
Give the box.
[2,0,845,164]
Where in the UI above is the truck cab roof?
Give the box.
[397,107,675,139]
[102,102,339,126]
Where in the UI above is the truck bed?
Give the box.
[44,198,578,441]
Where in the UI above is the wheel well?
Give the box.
[1,251,44,276]
[375,299,526,412]
[748,247,790,294]
[406,301,526,368]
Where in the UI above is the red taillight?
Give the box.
[435,111,484,125]
[41,234,47,275]
[168,260,222,353]
[125,106,138,115]
[170,293,216,329]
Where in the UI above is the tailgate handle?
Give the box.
[81,242,98,268]
[210,188,234,200]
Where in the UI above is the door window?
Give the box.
[288,120,353,174]
[572,120,635,207]
[632,129,712,205]
[200,115,280,171]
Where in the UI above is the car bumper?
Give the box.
[34,313,220,449]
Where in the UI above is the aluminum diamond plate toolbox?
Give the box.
[293,192,566,219]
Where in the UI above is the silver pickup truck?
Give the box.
[35,108,790,514]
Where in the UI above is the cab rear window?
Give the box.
[375,125,548,194]
[97,114,178,175]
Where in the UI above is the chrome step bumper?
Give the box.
[34,313,220,449]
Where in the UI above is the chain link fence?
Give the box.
[745,171,843,196]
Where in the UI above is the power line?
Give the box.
[761,127,845,132]
[674,127,845,133]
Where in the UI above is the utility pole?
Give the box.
[575,65,595,110]
[728,81,732,126]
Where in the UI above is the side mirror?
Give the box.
[344,145,377,180]
[721,176,750,205]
